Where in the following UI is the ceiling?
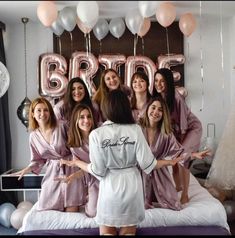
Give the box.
[0,1,235,25]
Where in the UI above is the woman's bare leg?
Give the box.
[119,226,136,236]
[100,225,117,235]
[65,206,79,212]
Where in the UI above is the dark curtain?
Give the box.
[0,21,17,205]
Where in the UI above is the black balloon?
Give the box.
[17,97,31,128]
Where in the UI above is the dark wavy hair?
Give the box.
[103,89,135,124]
[62,77,93,120]
[152,68,175,113]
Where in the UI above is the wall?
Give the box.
[3,15,233,169]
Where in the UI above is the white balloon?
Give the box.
[17,201,33,211]
[93,18,109,41]
[109,18,126,39]
[0,61,10,98]
[77,1,99,28]
[138,1,159,18]
[0,203,16,228]
[10,208,29,230]
[125,9,144,35]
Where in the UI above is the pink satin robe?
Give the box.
[29,122,80,211]
[70,143,99,218]
[141,128,191,210]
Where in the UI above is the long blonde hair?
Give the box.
[92,68,121,114]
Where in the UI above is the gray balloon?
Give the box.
[59,7,77,32]
[17,96,31,128]
[51,18,64,36]
[0,203,16,228]
[109,18,126,39]
[93,18,109,41]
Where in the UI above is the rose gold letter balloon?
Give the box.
[39,53,68,98]
[69,51,99,96]
[158,54,185,82]
[125,56,156,94]
[98,54,126,71]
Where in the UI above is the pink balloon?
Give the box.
[179,13,197,37]
[157,54,185,82]
[138,18,151,37]
[156,2,176,28]
[77,17,92,34]
[37,1,58,27]
[98,54,126,71]
[69,51,99,96]
[39,53,68,98]
[125,56,156,94]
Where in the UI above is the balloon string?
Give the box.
[141,37,145,55]
[85,34,89,57]
[59,37,62,55]
[220,1,225,109]
[133,34,137,56]
[199,0,204,112]
[69,31,73,55]
[165,27,170,56]
[99,40,102,54]
[88,32,91,53]
[186,37,192,110]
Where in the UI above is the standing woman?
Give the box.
[92,68,132,122]
[130,71,152,122]
[54,77,101,126]
[61,89,183,235]
[60,104,99,217]
[9,97,81,212]
[152,68,203,204]
[139,97,210,210]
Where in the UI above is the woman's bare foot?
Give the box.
[180,193,189,204]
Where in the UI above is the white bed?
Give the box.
[18,173,230,235]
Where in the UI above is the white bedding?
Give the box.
[18,174,230,233]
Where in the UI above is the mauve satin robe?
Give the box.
[171,90,203,153]
[70,144,99,218]
[141,128,191,210]
[28,122,80,211]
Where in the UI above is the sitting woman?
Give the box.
[9,97,82,212]
[57,104,99,217]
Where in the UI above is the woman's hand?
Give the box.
[170,156,184,166]
[192,149,212,160]
[7,167,31,181]
[60,159,75,167]
[54,170,84,184]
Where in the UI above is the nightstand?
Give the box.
[0,169,44,202]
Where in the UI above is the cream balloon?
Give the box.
[138,1,159,18]
[37,1,58,27]
[179,13,197,37]
[138,18,151,37]
[17,201,33,211]
[156,2,176,28]
[77,17,92,34]
[10,208,28,230]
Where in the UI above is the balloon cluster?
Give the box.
[36,1,197,41]
[0,201,33,230]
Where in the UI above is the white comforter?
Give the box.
[18,174,230,233]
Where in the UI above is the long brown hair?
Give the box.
[67,104,96,147]
[139,97,172,135]
[28,97,57,131]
